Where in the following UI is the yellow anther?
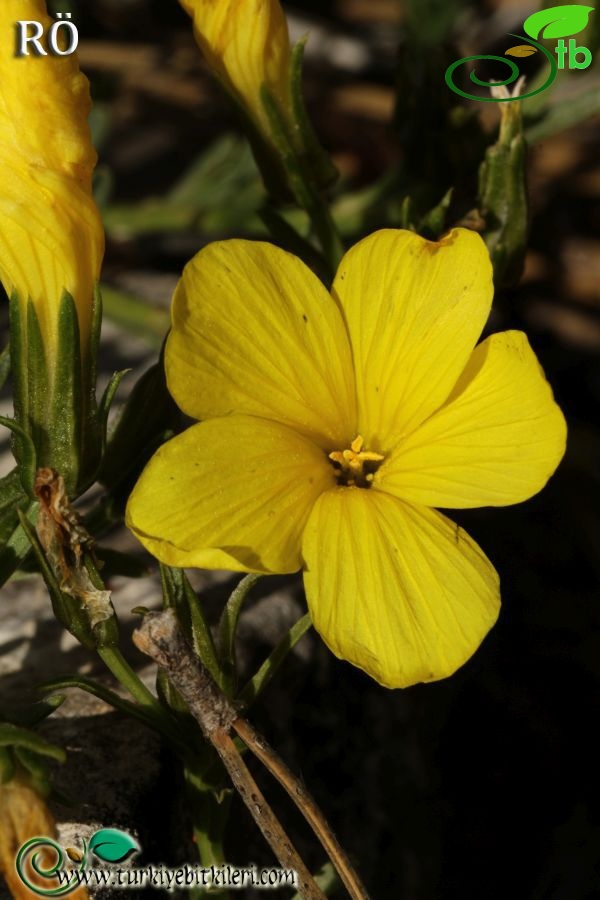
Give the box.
[350,435,364,454]
[328,435,384,488]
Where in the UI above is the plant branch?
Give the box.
[133,610,369,900]
[133,610,326,900]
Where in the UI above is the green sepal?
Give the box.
[478,102,528,288]
[9,292,30,466]
[0,343,9,391]
[51,290,83,494]
[0,417,36,498]
[17,509,97,649]
[25,298,49,453]
[77,283,104,491]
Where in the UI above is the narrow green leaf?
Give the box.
[160,566,222,687]
[218,574,262,694]
[0,722,66,762]
[39,675,160,732]
[239,613,312,707]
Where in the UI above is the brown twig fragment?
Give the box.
[133,610,326,900]
[233,717,370,900]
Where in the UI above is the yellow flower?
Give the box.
[179,0,292,135]
[0,0,104,359]
[0,776,57,898]
[126,229,566,688]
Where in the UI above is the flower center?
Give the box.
[328,435,385,488]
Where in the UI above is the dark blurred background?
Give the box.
[1,1,599,898]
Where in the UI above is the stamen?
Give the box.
[328,435,384,488]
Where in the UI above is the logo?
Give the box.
[15,831,298,894]
[15,828,140,896]
[445,4,594,102]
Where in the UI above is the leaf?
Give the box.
[505,45,538,57]
[89,828,140,863]
[523,5,594,40]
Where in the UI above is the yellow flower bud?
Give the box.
[0,0,104,360]
[179,0,293,135]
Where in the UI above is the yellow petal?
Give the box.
[331,228,493,450]
[302,488,499,688]
[377,331,567,508]
[127,415,334,573]
[0,0,103,356]
[167,240,357,447]
[179,0,292,131]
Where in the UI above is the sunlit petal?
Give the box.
[331,228,493,450]
[302,488,499,688]
[377,331,567,507]
[127,415,334,573]
[167,239,357,447]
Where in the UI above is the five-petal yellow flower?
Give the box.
[127,229,566,688]
[0,0,103,359]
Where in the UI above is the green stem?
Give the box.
[184,765,233,900]
[301,181,345,280]
[260,87,344,281]
[97,645,160,714]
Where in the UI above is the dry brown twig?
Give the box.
[133,609,370,900]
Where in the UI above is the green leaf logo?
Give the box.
[89,828,140,863]
[523,5,594,40]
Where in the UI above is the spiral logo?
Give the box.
[445,35,558,102]
[15,836,87,897]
